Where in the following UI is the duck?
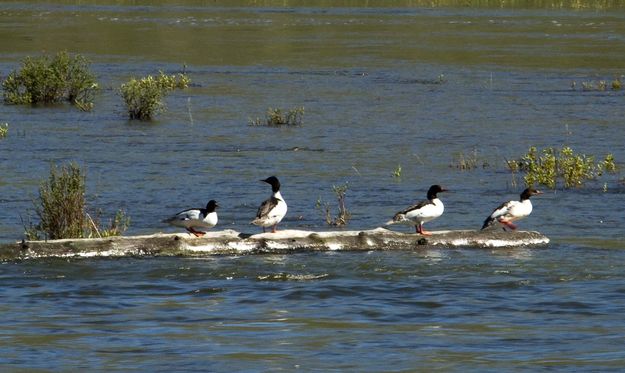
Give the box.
[163,199,218,237]
[386,184,447,235]
[251,176,287,233]
[481,188,542,230]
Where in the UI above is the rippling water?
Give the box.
[1,1,625,371]
[3,247,625,371]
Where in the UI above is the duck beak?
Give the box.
[535,190,544,195]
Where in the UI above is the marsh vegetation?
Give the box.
[572,76,623,91]
[2,51,98,111]
[0,123,7,138]
[450,149,490,170]
[25,163,130,240]
[507,146,618,189]
[250,107,305,126]
[120,71,190,120]
[392,164,402,178]
[316,182,351,226]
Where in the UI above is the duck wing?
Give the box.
[164,208,203,223]
[256,197,279,219]
[481,201,514,229]
[398,200,432,215]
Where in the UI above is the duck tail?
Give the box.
[481,216,495,230]
[385,213,405,226]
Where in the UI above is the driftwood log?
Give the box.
[0,228,549,261]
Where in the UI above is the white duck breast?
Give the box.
[253,191,287,227]
[164,199,219,236]
[490,199,532,222]
[169,209,218,229]
[386,184,448,235]
[481,188,541,230]
[403,198,444,224]
[252,176,288,233]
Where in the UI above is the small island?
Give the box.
[0,228,549,261]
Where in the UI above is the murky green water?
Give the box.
[1,1,625,371]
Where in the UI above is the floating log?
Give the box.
[0,228,549,261]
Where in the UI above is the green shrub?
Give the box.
[2,51,98,110]
[120,71,190,120]
[34,162,87,239]
[0,123,7,138]
[250,106,304,126]
[27,162,130,240]
[510,146,618,189]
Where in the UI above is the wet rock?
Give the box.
[0,228,549,260]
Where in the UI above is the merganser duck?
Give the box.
[386,184,447,235]
[163,199,218,237]
[251,176,287,233]
[481,188,542,230]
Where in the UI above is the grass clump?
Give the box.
[25,162,130,240]
[250,107,304,126]
[2,51,98,110]
[120,70,190,120]
[0,123,7,138]
[507,146,618,189]
[450,149,489,170]
[87,208,131,238]
[571,76,623,91]
[316,182,351,226]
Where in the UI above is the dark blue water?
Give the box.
[1,1,625,371]
[2,247,625,371]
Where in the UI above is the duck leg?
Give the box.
[187,227,206,237]
[272,224,278,233]
[499,220,517,230]
[416,224,432,236]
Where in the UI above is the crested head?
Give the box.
[206,200,219,212]
[520,188,542,201]
[427,184,448,200]
[262,176,281,193]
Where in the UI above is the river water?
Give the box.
[1,1,625,371]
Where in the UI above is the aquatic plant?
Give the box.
[250,107,305,126]
[120,70,190,120]
[0,123,7,138]
[2,51,98,110]
[572,76,623,92]
[392,164,402,178]
[88,209,131,238]
[509,146,618,189]
[32,162,87,239]
[449,149,490,170]
[315,182,351,226]
[27,162,130,240]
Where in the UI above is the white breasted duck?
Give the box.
[251,176,287,233]
[386,184,447,235]
[164,199,219,237]
[481,188,542,230]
